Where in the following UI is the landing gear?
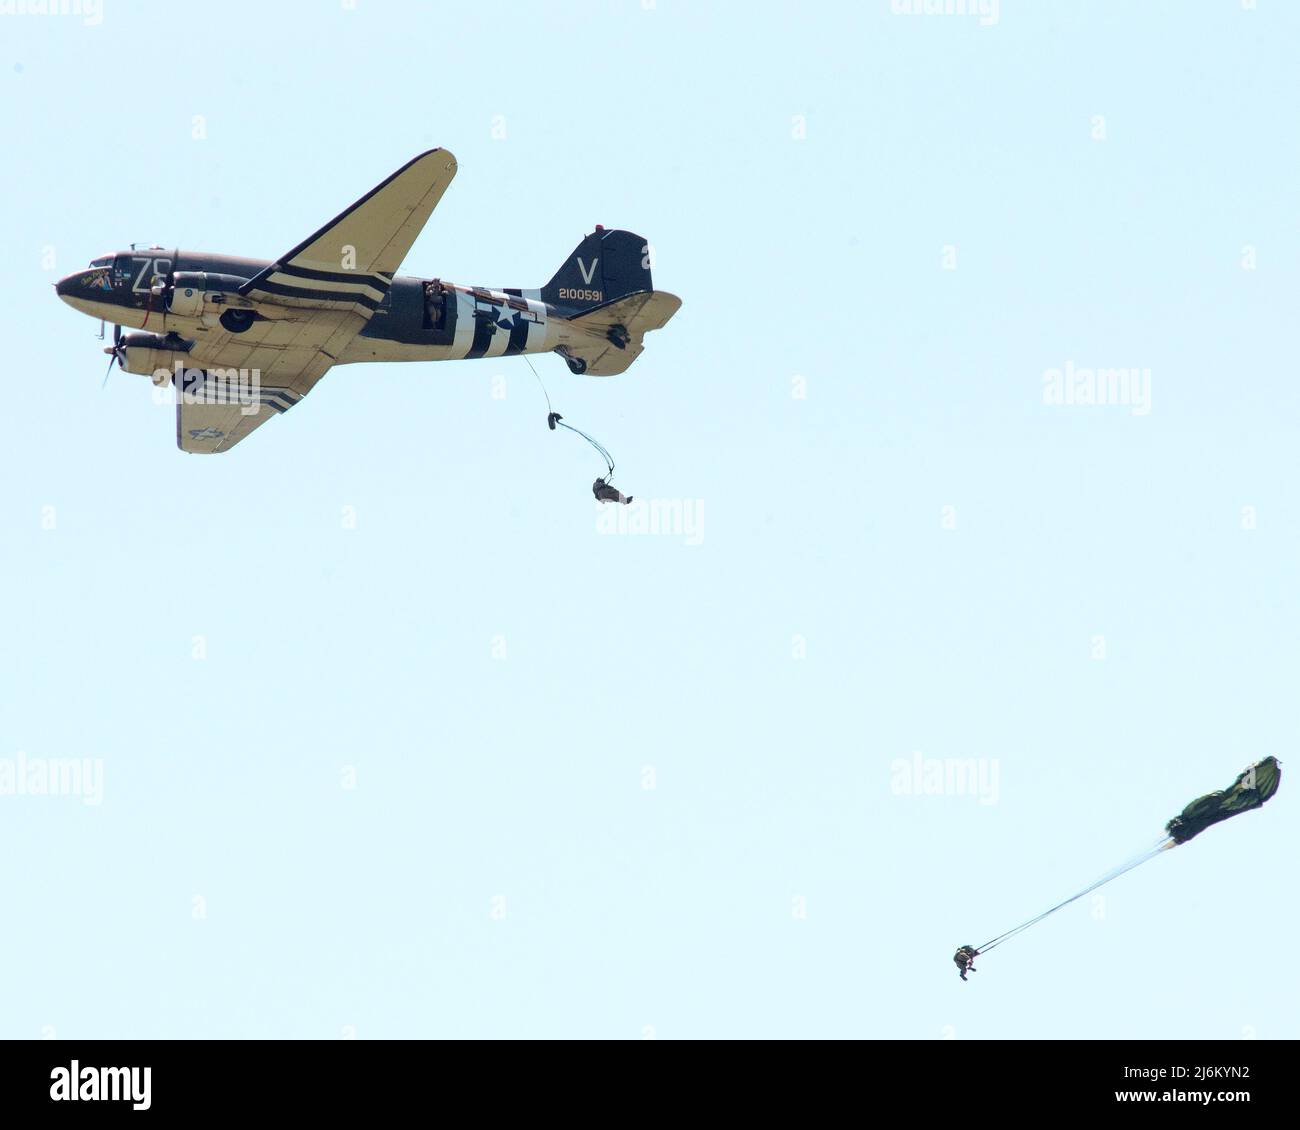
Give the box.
[606,323,630,350]
[557,347,587,375]
[220,308,256,334]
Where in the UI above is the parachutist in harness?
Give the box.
[953,945,979,981]
[952,759,1281,980]
[593,477,632,505]
[547,410,627,499]
[548,410,631,502]
[530,358,635,502]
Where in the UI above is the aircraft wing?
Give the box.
[238,148,458,317]
[176,349,332,453]
[175,309,362,453]
[178,149,458,453]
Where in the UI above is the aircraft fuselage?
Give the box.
[56,249,574,375]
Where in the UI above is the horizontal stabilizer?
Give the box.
[557,290,681,376]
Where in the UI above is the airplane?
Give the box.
[54,149,681,453]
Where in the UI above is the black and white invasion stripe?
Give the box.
[250,264,393,313]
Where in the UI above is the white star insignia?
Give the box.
[494,299,519,332]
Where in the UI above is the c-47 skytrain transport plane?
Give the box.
[54,149,681,453]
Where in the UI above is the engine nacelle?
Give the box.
[167,272,248,318]
[119,332,194,384]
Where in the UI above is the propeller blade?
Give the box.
[101,325,124,389]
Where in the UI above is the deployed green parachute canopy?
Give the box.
[1165,757,1282,845]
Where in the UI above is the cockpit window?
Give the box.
[89,255,112,268]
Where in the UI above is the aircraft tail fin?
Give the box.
[542,228,654,313]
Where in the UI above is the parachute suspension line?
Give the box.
[525,353,554,417]
[975,847,1158,954]
[976,840,1172,955]
[556,421,615,479]
[524,354,617,481]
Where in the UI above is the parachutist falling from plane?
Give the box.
[955,757,1281,980]
[593,477,632,505]
[953,946,979,982]
[537,400,632,504]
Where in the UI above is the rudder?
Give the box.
[542,228,652,313]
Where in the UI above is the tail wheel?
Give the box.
[555,346,589,375]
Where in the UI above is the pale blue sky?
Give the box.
[1,0,1295,1038]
